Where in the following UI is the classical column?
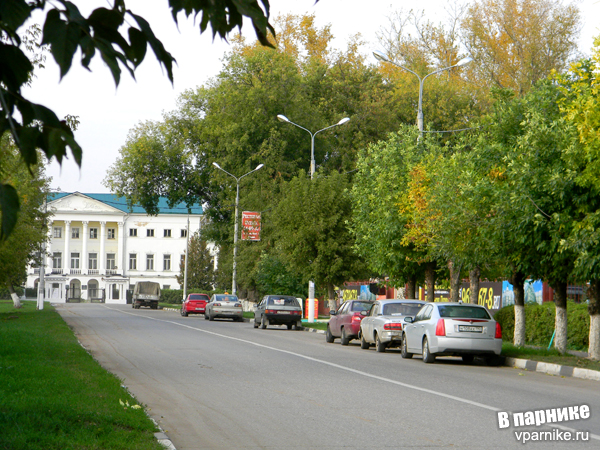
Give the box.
[81,221,89,273]
[117,221,124,274]
[99,221,106,274]
[64,220,71,273]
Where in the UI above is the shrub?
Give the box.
[0,286,24,299]
[494,301,590,350]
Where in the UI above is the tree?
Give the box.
[0,136,49,307]
[460,0,581,95]
[555,36,600,360]
[272,170,368,306]
[177,231,215,291]
[0,0,275,240]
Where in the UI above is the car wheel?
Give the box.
[340,327,350,346]
[286,323,293,330]
[294,321,303,330]
[360,332,370,349]
[375,333,386,353]
[253,318,259,328]
[462,355,475,364]
[260,315,268,329]
[401,334,413,359]
[181,309,188,317]
[325,326,335,343]
[422,337,435,363]
[204,313,209,320]
[209,313,214,321]
[485,355,502,366]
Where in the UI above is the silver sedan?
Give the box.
[204,294,244,322]
[359,300,425,352]
[402,302,502,364]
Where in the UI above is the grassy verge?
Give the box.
[501,343,600,372]
[301,321,328,331]
[0,301,162,450]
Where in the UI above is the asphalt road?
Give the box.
[56,304,600,449]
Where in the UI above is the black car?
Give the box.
[254,295,303,330]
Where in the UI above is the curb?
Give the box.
[504,357,600,382]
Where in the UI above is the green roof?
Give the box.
[49,192,203,215]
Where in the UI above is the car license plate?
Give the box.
[458,325,482,332]
[195,308,202,310]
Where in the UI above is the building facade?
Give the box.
[26,192,207,304]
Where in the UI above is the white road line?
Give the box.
[110,306,600,440]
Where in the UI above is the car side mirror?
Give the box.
[329,310,337,316]
[360,310,368,316]
[404,316,414,323]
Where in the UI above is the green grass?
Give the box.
[501,343,600,372]
[0,301,163,450]
[301,321,328,331]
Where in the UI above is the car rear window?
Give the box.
[268,297,299,307]
[438,305,491,319]
[383,303,422,316]
[351,302,373,312]
[189,294,209,301]
[214,295,238,302]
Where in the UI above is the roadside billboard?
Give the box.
[241,211,261,241]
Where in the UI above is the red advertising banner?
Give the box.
[241,211,261,241]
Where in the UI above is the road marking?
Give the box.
[110,307,600,440]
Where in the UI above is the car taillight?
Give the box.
[383,323,403,330]
[291,311,301,315]
[234,303,242,308]
[495,322,502,339]
[266,309,276,314]
[352,313,363,323]
[435,319,446,336]
[214,302,221,307]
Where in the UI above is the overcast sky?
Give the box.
[23,0,600,194]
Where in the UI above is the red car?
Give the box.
[326,300,374,345]
[181,293,210,317]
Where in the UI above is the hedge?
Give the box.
[494,301,590,351]
[0,286,24,299]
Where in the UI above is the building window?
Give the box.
[89,253,98,270]
[129,254,137,270]
[181,229,187,238]
[106,253,116,270]
[147,229,154,237]
[164,229,171,238]
[53,227,62,238]
[52,252,62,269]
[107,228,115,239]
[112,284,120,300]
[163,254,171,271]
[129,228,137,237]
[146,254,154,270]
[90,228,98,239]
[71,227,80,239]
[71,252,80,269]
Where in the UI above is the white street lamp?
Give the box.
[212,162,264,297]
[276,115,350,179]
[276,115,351,322]
[373,50,473,135]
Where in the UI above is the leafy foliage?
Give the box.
[176,231,215,291]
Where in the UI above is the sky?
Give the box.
[23,0,600,194]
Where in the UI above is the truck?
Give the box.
[132,281,161,309]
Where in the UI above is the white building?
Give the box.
[26,192,206,304]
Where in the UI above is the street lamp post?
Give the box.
[373,50,472,136]
[276,115,350,179]
[276,115,351,322]
[213,162,264,297]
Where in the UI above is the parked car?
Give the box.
[326,300,374,345]
[181,293,210,317]
[204,294,243,322]
[359,299,426,352]
[254,295,303,330]
[402,302,502,364]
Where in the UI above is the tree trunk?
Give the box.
[551,281,568,354]
[425,262,436,303]
[448,260,461,302]
[469,266,481,304]
[509,270,525,346]
[588,280,600,361]
[406,276,417,300]
[9,285,21,309]
[327,283,337,312]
